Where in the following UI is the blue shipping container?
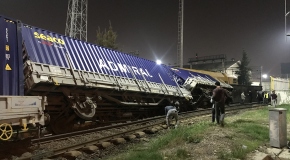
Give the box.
[170,68,217,85]
[21,25,177,86]
[0,16,23,96]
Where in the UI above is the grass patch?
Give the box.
[217,105,282,160]
[186,134,202,143]
[107,104,290,160]
[176,149,190,159]
[153,122,209,149]
[217,122,269,160]
[235,123,268,140]
[217,138,267,160]
[217,144,247,160]
[108,122,211,160]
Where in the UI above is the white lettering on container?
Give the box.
[97,59,153,78]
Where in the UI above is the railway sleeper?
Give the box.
[60,130,161,159]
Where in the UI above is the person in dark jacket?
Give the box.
[212,81,229,127]
[210,97,219,124]
[174,100,180,109]
[248,90,252,103]
[270,90,278,107]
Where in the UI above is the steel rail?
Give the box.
[19,104,261,160]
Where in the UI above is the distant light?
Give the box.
[262,74,268,78]
[156,60,162,65]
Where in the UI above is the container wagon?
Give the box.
[0,15,232,140]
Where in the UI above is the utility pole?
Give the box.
[286,0,288,42]
[177,0,184,68]
[260,66,263,86]
[65,0,88,41]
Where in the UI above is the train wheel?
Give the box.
[0,123,13,141]
[50,115,75,134]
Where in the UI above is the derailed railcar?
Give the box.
[1,14,233,139]
[21,24,194,133]
[0,15,193,137]
[181,68,238,85]
[171,68,233,108]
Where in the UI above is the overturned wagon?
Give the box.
[1,15,195,136]
[0,15,232,139]
[22,25,197,133]
[171,68,233,108]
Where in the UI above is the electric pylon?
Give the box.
[65,0,88,41]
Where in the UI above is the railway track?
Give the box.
[14,103,261,160]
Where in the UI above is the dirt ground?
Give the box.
[161,115,245,160]
[160,125,233,159]
[162,112,290,160]
[1,109,290,160]
[105,110,290,160]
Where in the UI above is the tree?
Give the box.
[236,50,252,85]
[96,21,118,50]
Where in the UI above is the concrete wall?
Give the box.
[262,77,290,105]
[276,91,290,105]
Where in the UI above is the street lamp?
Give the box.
[262,74,268,79]
[156,59,162,65]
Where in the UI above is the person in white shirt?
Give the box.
[241,92,246,104]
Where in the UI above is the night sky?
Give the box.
[0,0,290,77]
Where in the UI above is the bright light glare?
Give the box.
[262,74,268,78]
[156,60,162,65]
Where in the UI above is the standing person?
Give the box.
[210,97,219,124]
[263,91,269,105]
[241,92,246,104]
[248,90,252,103]
[257,91,263,104]
[271,90,278,107]
[212,81,229,127]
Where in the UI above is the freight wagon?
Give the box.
[182,68,238,85]
[171,67,233,108]
[0,15,232,140]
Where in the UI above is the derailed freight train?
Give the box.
[0,15,232,140]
